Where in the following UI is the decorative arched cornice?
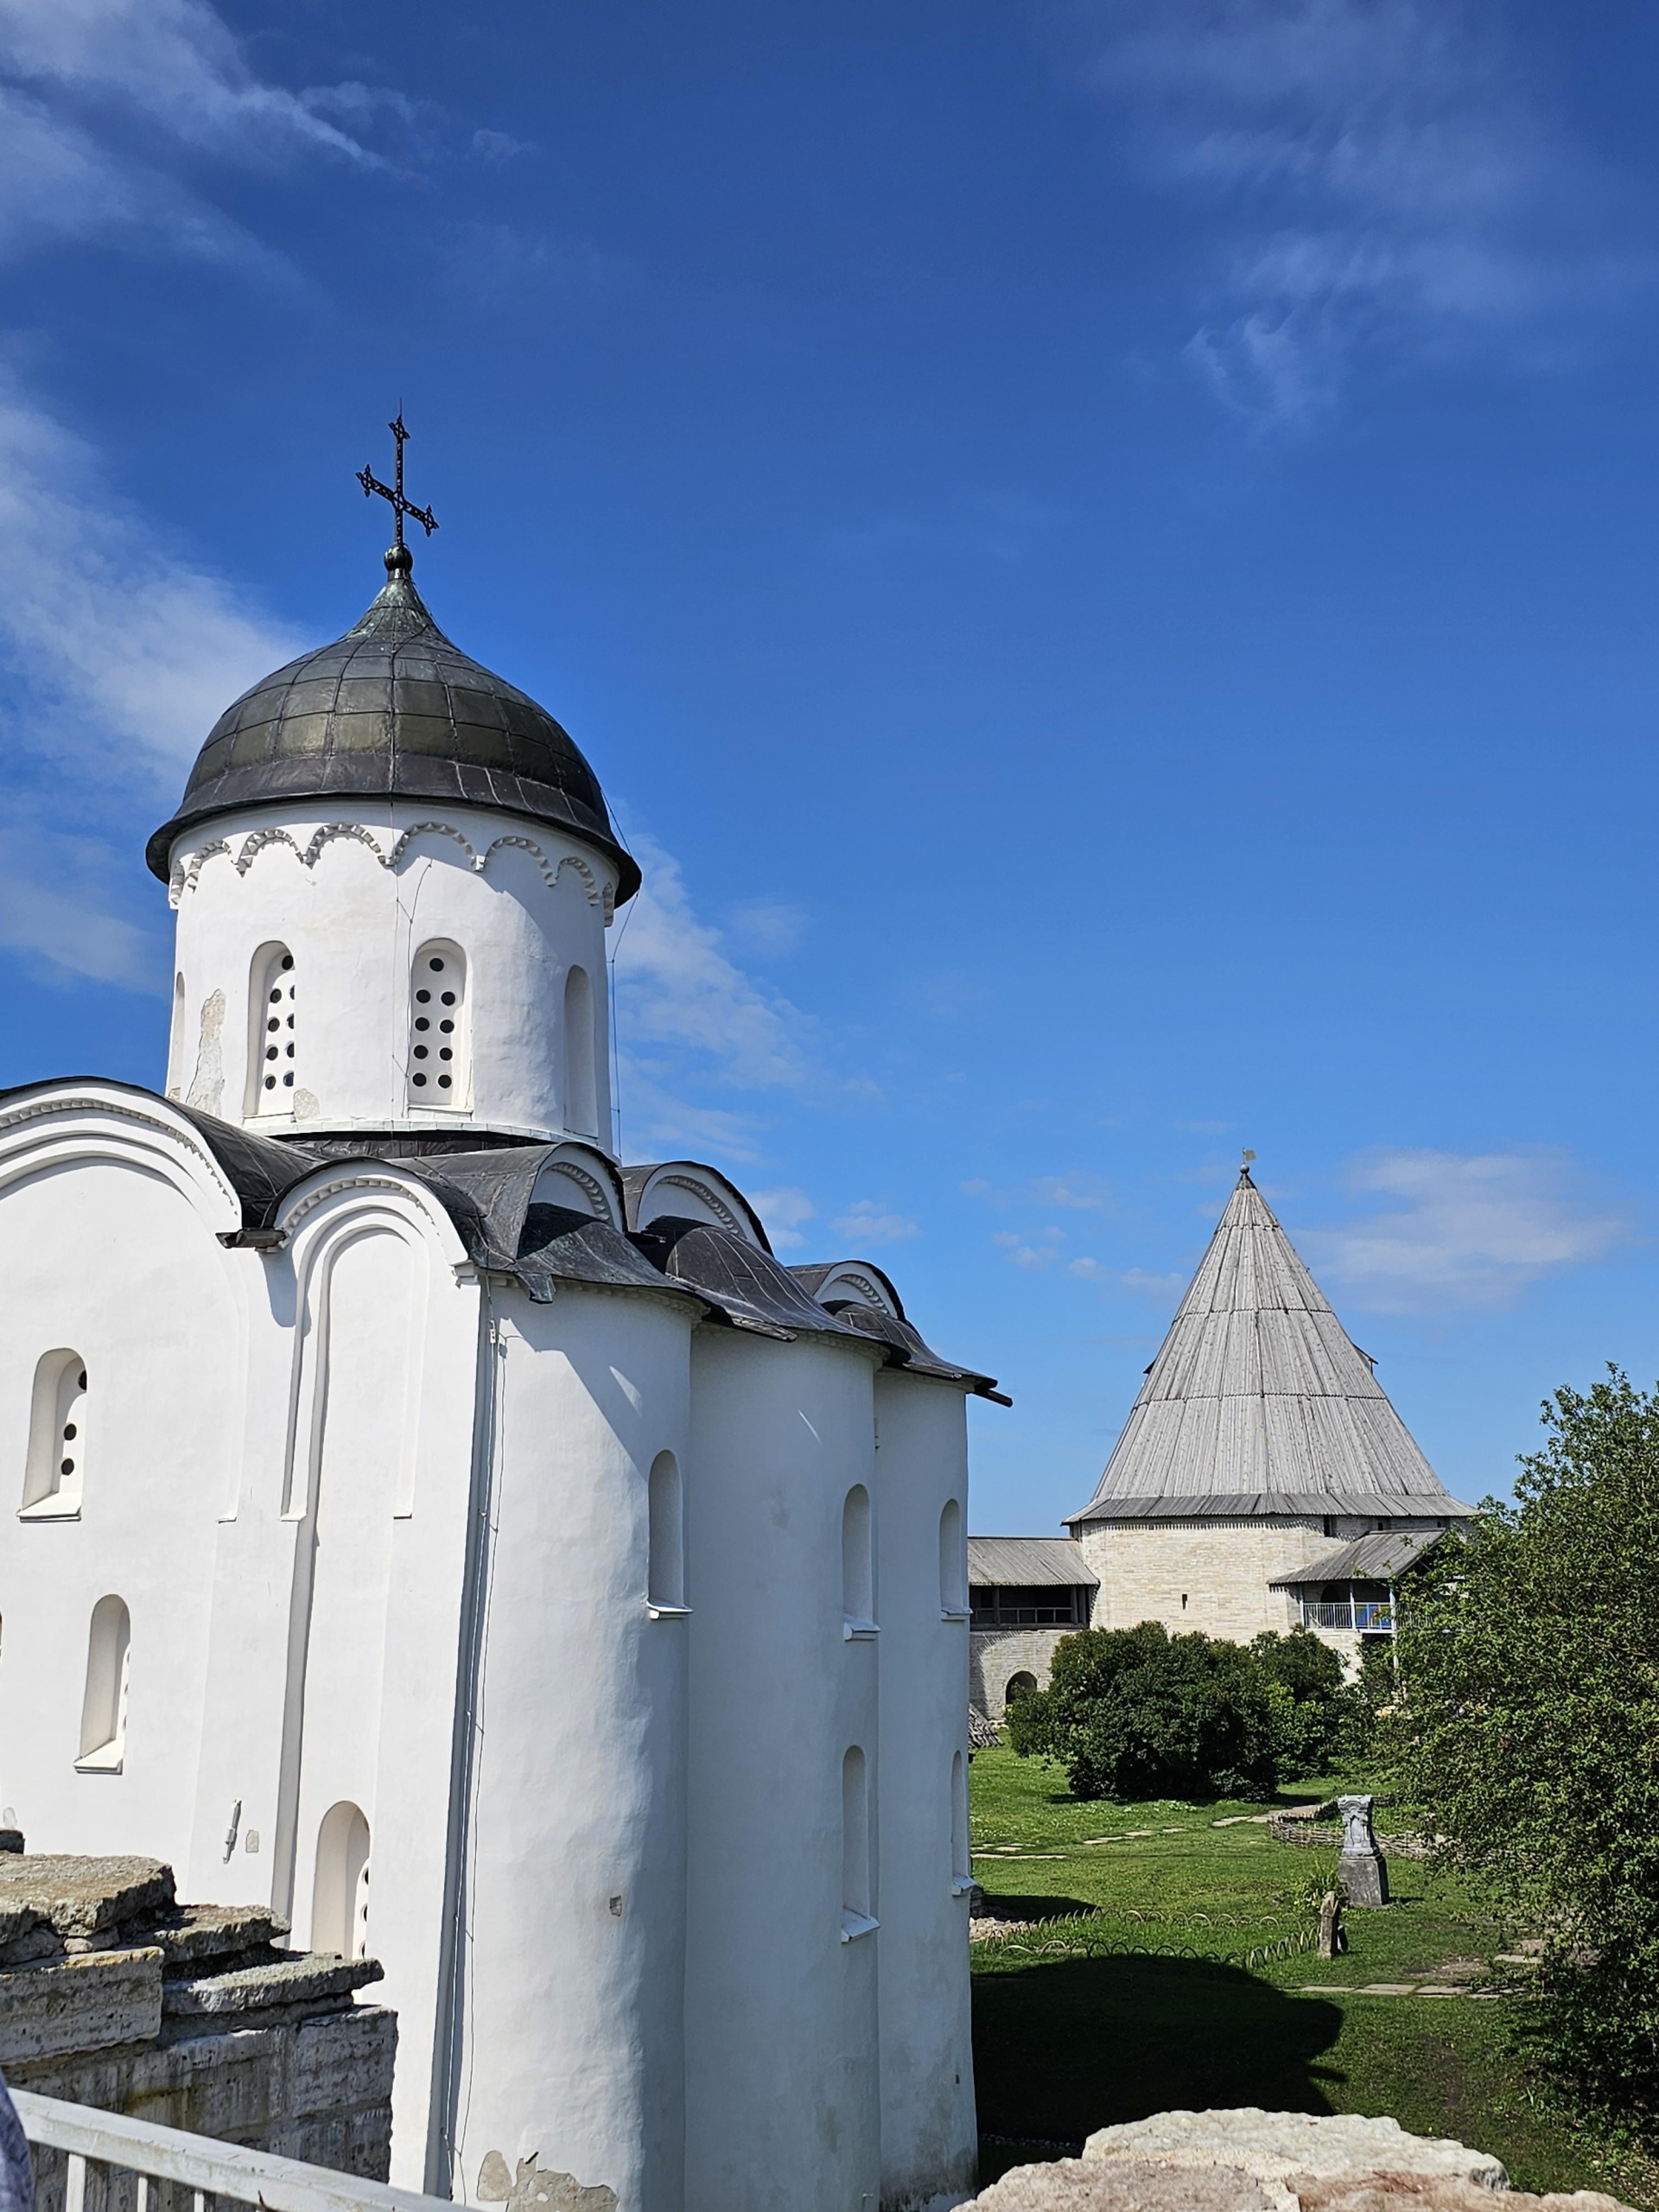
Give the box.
[0,1090,242,1231]
[276,1166,468,1263]
[171,817,614,917]
[656,1172,743,1235]
[532,1154,622,1227]
[815,1266,901,1319]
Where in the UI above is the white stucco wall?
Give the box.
[447,1281,695,2212]
[165,804,617,1143]
[872,1372,976,2212]
[0,1109,245,1866]
[683,1328,883,2212]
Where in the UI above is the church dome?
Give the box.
[146,546,640,903]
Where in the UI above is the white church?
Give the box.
[0,506,1005,2212]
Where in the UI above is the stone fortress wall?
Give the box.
[970,1628,1075,1721]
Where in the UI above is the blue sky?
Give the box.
[3,0,1659,1535]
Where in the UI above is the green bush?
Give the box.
[1390,1369,1659,2119]
[1252,1625,1372,1777]
[1005,1620,1281,1800]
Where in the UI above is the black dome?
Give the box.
[147,550,639,902]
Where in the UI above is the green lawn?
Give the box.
[969,1747,1652,2202]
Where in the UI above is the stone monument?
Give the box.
[1337,1793,1389,1908]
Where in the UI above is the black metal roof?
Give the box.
[2,1082,1002,1392]
[146,548,639,903]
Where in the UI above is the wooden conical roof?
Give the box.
[1070,1169,1469,1523]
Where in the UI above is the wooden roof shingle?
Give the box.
[1068,1169,1469,1525]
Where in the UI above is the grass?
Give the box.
[969,1747,1657,2202]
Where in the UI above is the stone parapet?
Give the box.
[0,1852,395,2181]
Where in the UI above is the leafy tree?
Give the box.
[1389,1370,1659,2113]
[1005,1621,1281,1801]
[1251,1626,1364,1777]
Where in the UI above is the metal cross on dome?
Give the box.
[356,412,438,549]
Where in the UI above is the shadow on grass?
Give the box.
[973,1951,1344,2144]
[975,1893,1100,1923]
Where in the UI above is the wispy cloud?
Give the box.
[0,385,298,990]
[1303,1146,1628,1313]
[0,826,159,986]
[0,0,401,270]
[834,1199,919,1246]
[609,830,820,1162]
[0,0,374,159]
[612,831,812,1090]
[750,1185,816,1250]
[994,1225,1069,1270]
[1077,0,1643,422]
[0,386,304,786]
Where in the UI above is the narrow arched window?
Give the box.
[1005,1670,1039,1707]
[408,941,469,1108]
[647,1451,685,1610]
[312,1801,372,1960]
[248,943,296,1113]
[22,1350,86,1517]
[563,965,597,1137]
[167,973,186,1099]
[842,1484,874,1630]
[951,1749,969,1886]
[938,1497,966,1615]
[842,1746,871,1929]
[77,1596,130,1770]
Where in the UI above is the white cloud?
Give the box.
[723,899,810,956]
[1032,1172,1113,1211]
[1303,1147,1627,1313]
[835,1200,919,1246]
[1081,0,1640,422]
[751,1185,816,1250]
[611,831,812,1092]
[993,1225,1067,1271]
[0,0,403,271]
[0,386,304,785]
[0,386,299,993]
[472,126,531,164]
[1119,1266,1187,1298]
[0,0,371,162]
[0,830,158,985]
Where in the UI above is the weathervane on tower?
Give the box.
[357,411,438,563]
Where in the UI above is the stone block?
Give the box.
[1339,1853,1389,1910]
[290,2005,397,2115]
[1081,2112,1507,2190]
[969,2158,1273,2212]
[0,1858,174,1939]
[0,1947,162,2065]
[148,1904,290,1970]
[162,1953,383,2017]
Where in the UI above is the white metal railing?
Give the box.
[12,2090,454,2212]
[1300,1598,1395,1633]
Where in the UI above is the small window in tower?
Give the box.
[938,1497,967,1616]
[563,965,598,1137]
[842,1484,874,1634]
[950,1749,970,1889]
[247,944,297,1116]
[840,1746,874,1937]
[76,1595,130,1770]
[20,1351,87,1518]
[647,1451,686,1611]
[407,942,469,1109]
